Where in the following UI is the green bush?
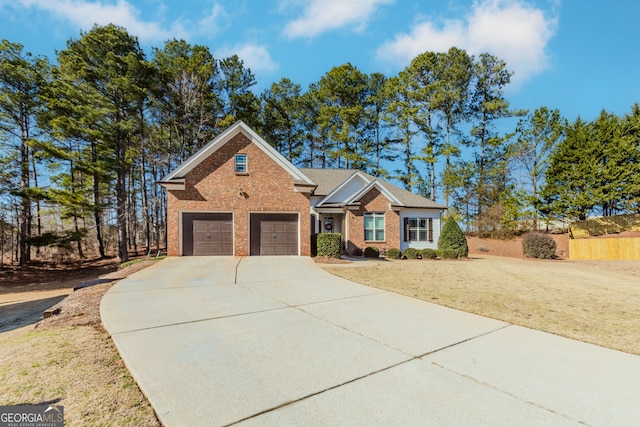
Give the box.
[386,248,401,259]
[317,233,342,258]
[440,249,459,259]
[438,217,469,258]
[435,249,443,258]
[402,247,420,259]
[522,232,556,259]
[363,246,380,258]
[419,248,437,259]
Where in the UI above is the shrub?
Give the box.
[522,232,556,259]
[438,217,469,258]
[317,233,342,258]
[402,247,420,259]
[440,249,459,259]
[435,249,443,258]
[419,248,437,259]
[386,248,401,259]
[363,246,380,258]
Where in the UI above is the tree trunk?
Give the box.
[91,141,106,258]
[69,158,85,259]
[31,152,42,258]
[115,126,129,263]
[19,126,31,267]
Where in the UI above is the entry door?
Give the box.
[193,220,233,255]
[260,221,298,255]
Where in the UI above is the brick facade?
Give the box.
[345,187,400,255]
[166,133,311,256]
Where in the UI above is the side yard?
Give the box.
[0,260,161,427]
[322,255,640,355]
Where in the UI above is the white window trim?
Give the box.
[235,153,248,173]
[364,212,385,242]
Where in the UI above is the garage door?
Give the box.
[193,220,233,255]
[182,213,233,256]
[250,213,298,255]
[260,221,298,255]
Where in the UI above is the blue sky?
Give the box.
[1,0,639,122]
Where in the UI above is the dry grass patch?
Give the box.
[0,326,160,426]
[0,259,162,426]
[322,255,640,355]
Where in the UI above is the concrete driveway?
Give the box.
[101,257,640,426]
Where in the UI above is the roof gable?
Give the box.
[318,171,371,206]
[159,121,314,191]
[346,180,403,206]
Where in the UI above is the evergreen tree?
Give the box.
[315,63,370,169]
[468,53,518,223]
[219,55,260,130]
[431,48,474,209]
[54,24,153,262]
[404,51,440,199]
[364,72,394,177]
[438,216,468,257]
[540,118,599,221]
[0,40,49,266]
[515,107,565,228]
[261,78,304,162]
[383,75,418,190]
[152,39,222,162]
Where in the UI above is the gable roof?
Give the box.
[159,121,315,191]
[299,168,445,209]
[345,180,403,206]
[298,168,359,196]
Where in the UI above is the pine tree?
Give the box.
[0,40,49,266]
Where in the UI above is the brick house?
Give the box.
[159,121,445,257]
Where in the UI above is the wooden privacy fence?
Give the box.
[569,214,640,238]
[569,237,640,260]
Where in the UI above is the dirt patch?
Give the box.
[0,258,120,293]
[467,234,569,259]
[0,259,159,333]
[37,260,159,330]
[322,255,640,355]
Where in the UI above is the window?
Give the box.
[235,154,247,173]
[364,212,385,241]
[404,217,433,242]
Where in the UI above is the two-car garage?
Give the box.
[181,212,299,256]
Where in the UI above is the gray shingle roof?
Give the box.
[298,168,445,209]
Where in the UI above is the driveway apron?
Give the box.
[101,257,640,427]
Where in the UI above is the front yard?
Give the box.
[322,255,640,355]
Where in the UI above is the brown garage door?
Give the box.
[260,221,298,255]
[193,220,233,255]
[250,213,298,255]
[182,213,233,256]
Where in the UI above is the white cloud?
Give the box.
[283,0,394,39]
[194,2,226,37]
[10,0,226,43]
[216,43,279,74]
[376,0,557,85]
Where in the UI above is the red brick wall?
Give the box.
[346,187,400,255]
[166,132,311,256]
